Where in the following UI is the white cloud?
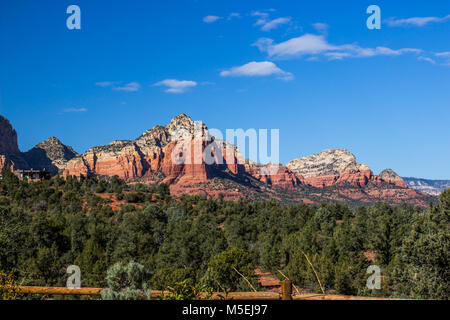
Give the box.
[312,22,329,34]
[418,56,436,64]
[385,15,450,27]
[228,13,241,20]
[251,11,270,18]
[435,51,450,57]
[254,34,335,58]
[154,79,198,93]
[254,33,421,61]
[203,15,221,23]
[433,52,450,66]
[259,17,291,31]
[220,61,294,81]
[63,108,87,113]
[251,9,291,32]
[95,81,117,87]
[113,82,141,92]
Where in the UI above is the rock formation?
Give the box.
[23,137,78,174]
[403,177,450,196]
[0,115,28,170]
[286,149,370,177]
[379,169,408,188]
[287,149,408,189]
[0,115,20,154]
[63,114,245,183]
[0,113,435,206]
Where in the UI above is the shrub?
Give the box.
[101,262,151,300]
[0,271,18,300]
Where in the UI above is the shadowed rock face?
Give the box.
[23,137,78,174]
[0,116,20,154]
[0,115,29,170]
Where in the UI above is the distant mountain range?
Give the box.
[403,177,450,196]
[0,114,441,207]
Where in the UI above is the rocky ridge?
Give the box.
[0,113,435,206]
[403,177,450,196]
[23,137,78,174]
[0,115,75,173]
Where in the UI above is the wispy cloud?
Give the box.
[432,51,450,66]
[203,15,221,23]
[251,10,291,31]
[154,79,198,93]
[418,56,436,64]
[96,81,140,92]
[435,51,450,58]
[112,82,141,92]
[220,61,294,81]
[254,33,421,61]
[385,15,450,27]
[228,13,241,20]
[62,107,87,113]
[95,81,118,87]
[258,17,292,31]
[312,22,329,34]
[251,11,270,19]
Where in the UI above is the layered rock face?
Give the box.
[61,115,433,206]
[0,113,436,206]
[62,114,303,192]
[63,114,249,184]
[287,149,370,178]
[379,169,408,188]
[245,162,304,190]
[23,137,78,174]
[287,149,407,188]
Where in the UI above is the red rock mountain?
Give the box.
[61,114,433,206]
[0,113,434,206]
[286,149,408,188]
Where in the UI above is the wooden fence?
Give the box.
[14,280,399,300]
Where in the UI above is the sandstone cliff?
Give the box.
[379,169,408,188]
[0,113,434,207]
[63,114,245,183]
[286,149,408,189]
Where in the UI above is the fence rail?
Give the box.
[14,282,402,300]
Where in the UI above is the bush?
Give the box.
[125,192,145,203]
[101,262,151,300]
[0,271,18,300]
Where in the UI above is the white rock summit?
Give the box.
[286,149,370,177]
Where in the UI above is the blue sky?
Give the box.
[0,0,449,179]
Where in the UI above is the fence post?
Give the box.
[281,280,292,300]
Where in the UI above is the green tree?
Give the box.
[201,248,256,292]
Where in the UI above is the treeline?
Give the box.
[0,167,448,299]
